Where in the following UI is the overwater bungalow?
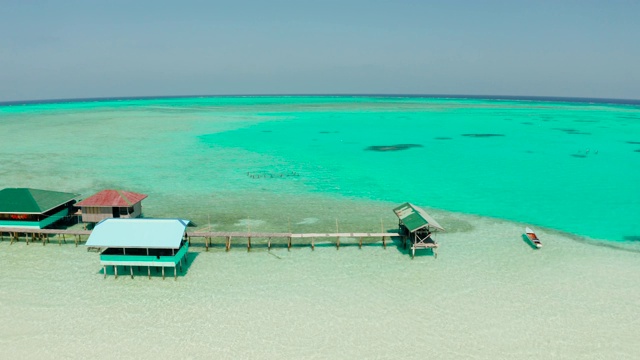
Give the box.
[0,188,79,229]
[84,218,189,280]
[393,202,445,258]
[76,189,147,223]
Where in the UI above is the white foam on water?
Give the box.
[234,219,267,228]
[296,217,319,225]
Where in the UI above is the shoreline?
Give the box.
[2,201,638,253]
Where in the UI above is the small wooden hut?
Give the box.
[0,188,79,229]
[393,202,445,258]
[76,189,147,223]
[84,218,189,280]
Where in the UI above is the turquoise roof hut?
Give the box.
[85,218,190,280]
[393,203,445,258]
[0,188,79,229]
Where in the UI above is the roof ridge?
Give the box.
[115,189,133,206]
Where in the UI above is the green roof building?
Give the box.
[0,188,79,229]
[393,202,445,258]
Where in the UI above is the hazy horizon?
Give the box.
[3,93,640,106]
[2,0,639,102]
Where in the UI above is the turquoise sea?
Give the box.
[2,96,640,359]
[1,96,638,242]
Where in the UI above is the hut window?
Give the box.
[0,213,39,221]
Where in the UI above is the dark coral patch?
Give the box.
[624,236,640,241]
[571,154,587,158]
[626,141,640,144]
[635,149,640,153]
[462,134,505,138]
[434,137,452,140]
[521,122,534,125]
[553,128,590,135]
[366,144,423,152]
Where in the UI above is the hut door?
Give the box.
[112,207,120,218]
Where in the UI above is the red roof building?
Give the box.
[76,190,148,223]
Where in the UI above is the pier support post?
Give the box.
[247,237,251,251]
[148,266,151,279]
[115,266,118,279]
[311,237,315,251]
[162,267,165,280]
[335,219,340,250]
[174,267,177,280]
[382,236,386,249]
[104,266,107,279]
[268,237,271,251]
[359,237,362,249]
[225,237,231,251]
[288,237,292,251]
[130,266,134,279]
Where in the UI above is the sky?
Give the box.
[1,0,639,102]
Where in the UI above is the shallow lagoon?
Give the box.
[1,97,639,359]
[1,96,639,241]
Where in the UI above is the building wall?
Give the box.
[81,207,112,223]
[0,208,69,229]
[123,202,142,219]
[81,203,143,222]
[0,220,40,228]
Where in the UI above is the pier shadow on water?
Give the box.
[390,238,437,259]
[98,252,200,279]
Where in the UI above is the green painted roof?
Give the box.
[393,202,445,232]
[0,188,79,214]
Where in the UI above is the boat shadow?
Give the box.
[521,234,539,250]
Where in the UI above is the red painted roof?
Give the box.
[76,190,147,207]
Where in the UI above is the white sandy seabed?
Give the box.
[1,210,639,360]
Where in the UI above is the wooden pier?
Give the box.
[1,227,435,258]
[0,227,91,246]
[184,231,401,251]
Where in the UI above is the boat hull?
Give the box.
[525,227,542,248]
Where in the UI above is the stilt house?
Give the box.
[76,190,147,223]
[0,188,79,229]
[85,218,190,280]
[393,202,445,258]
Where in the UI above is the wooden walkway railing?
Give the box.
[1,228,404,250]
[0,228,91,246]
[185,231,402,251]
